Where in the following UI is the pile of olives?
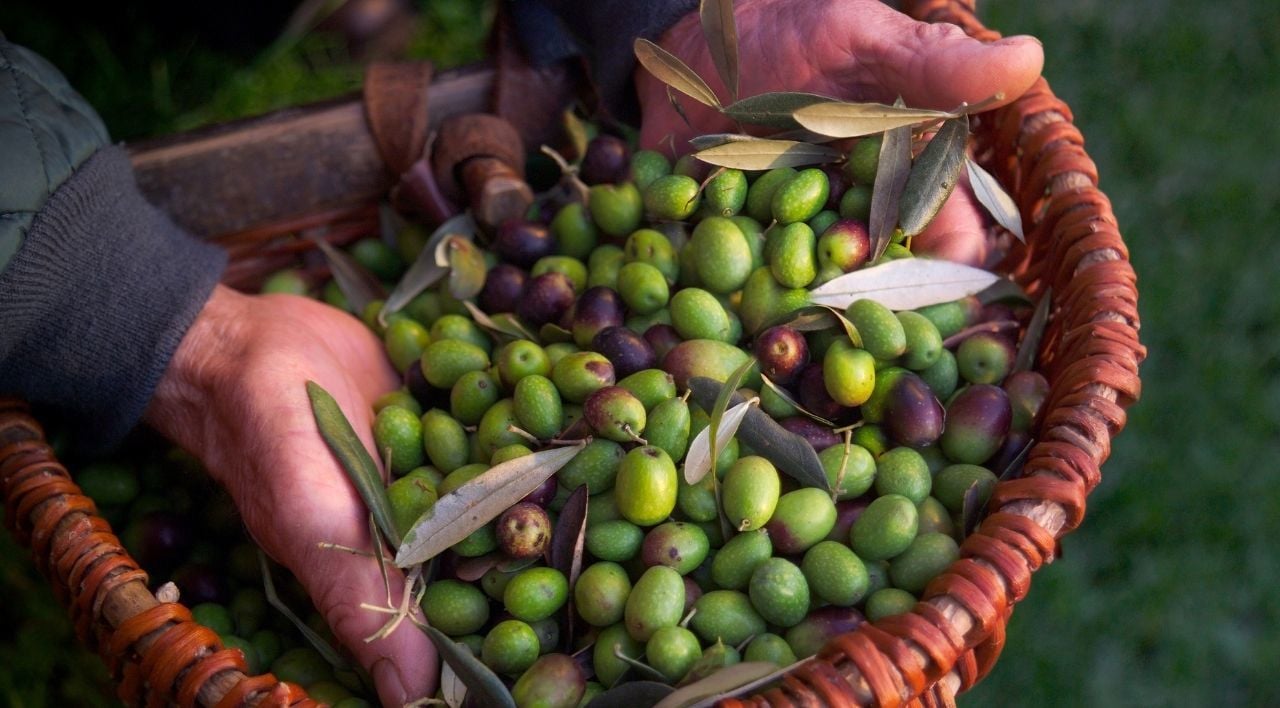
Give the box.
[338,132,1048,706]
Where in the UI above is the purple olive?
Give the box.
[172,562,228,605]
[478,263,528,314]
[882,372,945,448]
[779,416,841,451]
[518,272,576,326]
[592,326,657,378]
[521,475,559,507]
[571,286,627,349]
[494,219,557,268]
[940,384,1012,464]
[643,324,682,365]
[579,134,632,185]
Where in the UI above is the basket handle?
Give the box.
[0,400,319,707]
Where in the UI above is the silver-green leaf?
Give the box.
[868,120,912,261]
[898,115,969,238]
[422,624,516,708]
[634,38,721,108]
[808,258,1002,311]
[792,100,953,138]
[381,212,476,325]
[684,398,757,484]
[307,381,400,546]
[699,0,739,101]
[966,157,1025,242]
[720,92,833,129]
[310,236,386,317]
[396,443,585,567]
[693,138,841,170]
[654,661,783,708]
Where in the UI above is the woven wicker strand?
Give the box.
[0,1,1143,705]
[717,1,1145,705]
[0,408,317,707]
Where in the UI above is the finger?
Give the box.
[912,176,990,267]
[868,12,1044,111]
[299,538,439,707]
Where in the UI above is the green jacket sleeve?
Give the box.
[0,36,227,454]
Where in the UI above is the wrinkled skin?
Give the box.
[145,2,1043,703]
[146,286,437,706]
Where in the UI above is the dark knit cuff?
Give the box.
[0,145,227,454]
[519,0,699,124]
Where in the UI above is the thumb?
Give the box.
[295,532,439,705]
[867,14,1044,110]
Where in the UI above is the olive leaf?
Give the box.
[966,157,1025,242]
[422,624,517,708]
[807,259,1002,311]
[307,381,400,546]
[941,320,1021,349]
[259,551,350,671]
[396,443,586,567]
[679,659,814,708]
[699,0,739,101]
[1014,287,1053,373]
[708,356,758,481]
[898,115,969,238]
[961,481,987,538]
[868,113,912,261]
[684,398,757,485]
[539,322,575,344]
[562,108,592,163]
[463,300,539,344]
[687,133,758,151]
[441,660,466,708]
[693,138,842,170]
[453,553,501,582]
[309,235,386,317]
[634,38,721,108]
[612,647,670,683]
[381,212,476,325]
[719,92,833,130]
[976,277,1032,305]
[760,374,834,427]
[687,378,830,491]
[550,485,589,649]
[584,681,675,708]
[998,437,1035,482]
[653,661,782,708]
[791,100,953,138]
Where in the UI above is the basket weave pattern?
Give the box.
[0,1,1143,705]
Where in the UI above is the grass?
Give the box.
[3,0,1279,705]
[966,1,1280,705]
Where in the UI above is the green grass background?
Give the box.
[3,0,1279,705]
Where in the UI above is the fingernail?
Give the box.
[373,657,408,704]
[1000,34,1043,48]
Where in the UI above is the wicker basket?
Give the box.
[0,1,1144,705]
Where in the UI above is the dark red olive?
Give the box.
[779,416,841,452]
[643,324,682,365]
[172,562,228,605]
[940,384,1012,464]
[571,286,627,348]
[496,503,553,559]
[579,134,632,185]
[122,510,192,572]
[797,363,851,422]
[494,219,557,268]
[478,263,528,314]
[882,372,945,448]
[755,325,810,385]
[521,475,559,507]
[517,272,576,326]
[817,219,872,273]
[592,326,657,378]
[404,359,447,410]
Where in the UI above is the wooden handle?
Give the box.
[128,63,497,240]
[431,113,531,230]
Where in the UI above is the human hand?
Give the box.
[145,284,437,706]
[636,0,1044,265]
